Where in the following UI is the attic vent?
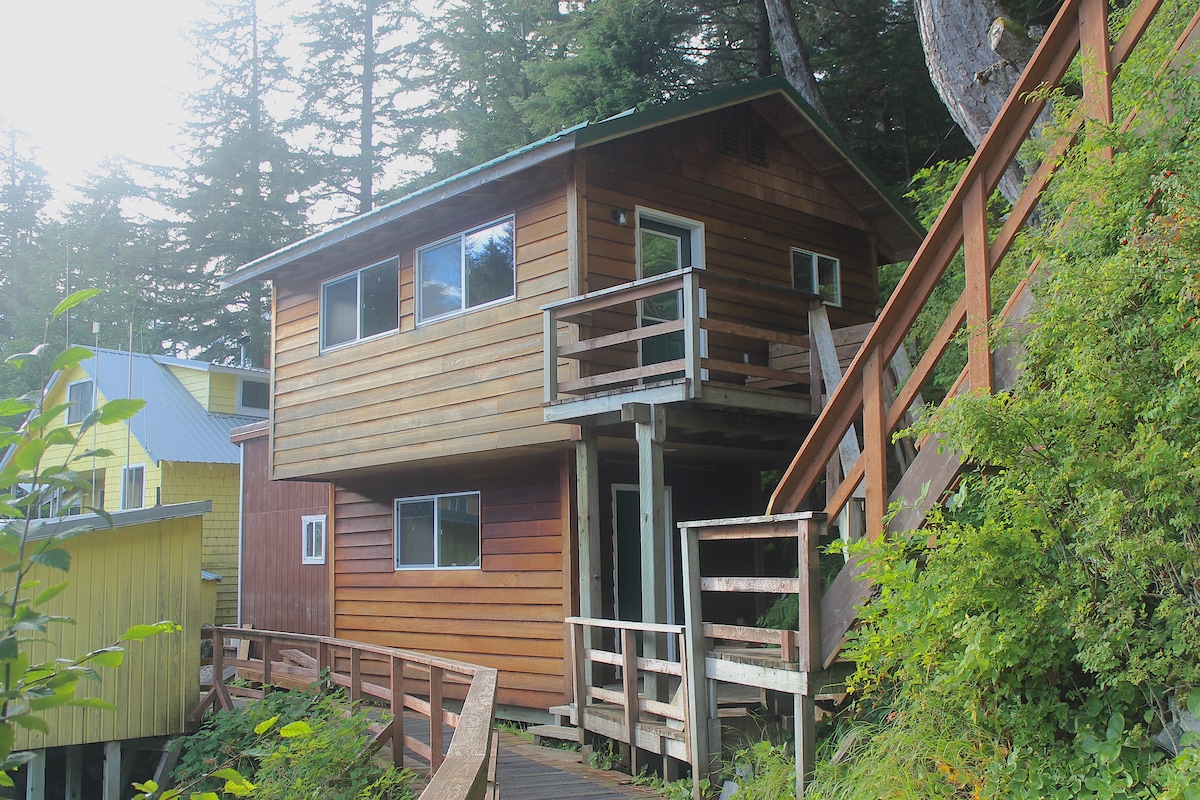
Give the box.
[718,118,741,156]
[747,124,769,166]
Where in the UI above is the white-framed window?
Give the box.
[121,465,145,510]
[394,491,481,570]
[792,248,841,306]
[237,378,269,416]
[302,515,326,565]
[320,259,399,350]
[66,379,94,425]
[417,217,515,324]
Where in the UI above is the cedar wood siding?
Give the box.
[583,105,880,335]
[238,430,333,636]
[269,172,575,482]
[332,453,573,712]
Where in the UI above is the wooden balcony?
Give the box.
[542,268,829,424]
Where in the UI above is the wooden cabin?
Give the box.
[11,502,208,799]
[232,420,333,637]
[222,77,923,716]
[14,348,270,625]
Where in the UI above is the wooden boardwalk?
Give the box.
[494,731,658,800]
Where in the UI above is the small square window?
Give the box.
[792,248,841,306]
[302,515,326,565]
[394,492,481,569]
[67,380,94,425]
[320,260,399,350]
[239,380,269,414]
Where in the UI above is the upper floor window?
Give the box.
[66,379,94,425]
[302,514,326,565]
[321,260,398,350]
[792,248,841,306]
[121,465,145,510]
[394,491,481,570]
[238,379,269,416]
[417,217,515,324]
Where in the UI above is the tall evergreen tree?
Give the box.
[168,0,310,366]
[0,122,58,401]
[293,0,418,215]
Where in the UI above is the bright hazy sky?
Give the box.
[0,0,210,193]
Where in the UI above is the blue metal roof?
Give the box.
[82,348,263,464]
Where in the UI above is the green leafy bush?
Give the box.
[810,6,1200,798]
[172,687,415,800]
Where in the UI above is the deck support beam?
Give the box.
[626,402,669,703]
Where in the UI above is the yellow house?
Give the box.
[9,501,208,799]
[36,348,269,625]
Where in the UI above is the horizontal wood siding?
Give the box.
[332,455,570,711]
[271,174,575,481]
[239,432,332,636]
[583,108,880,333]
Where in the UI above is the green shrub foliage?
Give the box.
[811,8,1200,799]
[172,687,415,800]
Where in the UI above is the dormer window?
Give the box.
[792,248,841,306]
[321,259,399,350]
[66,380,94,425]
[417,217,515,324]
[238,379,269,415]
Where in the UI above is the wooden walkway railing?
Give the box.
[193,627,499,800]
[765,0,1186,663]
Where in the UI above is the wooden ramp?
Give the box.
[495,731,657,800]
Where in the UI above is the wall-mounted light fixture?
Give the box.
[611,208,629,226]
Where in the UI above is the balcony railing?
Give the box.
[543,268,822,413]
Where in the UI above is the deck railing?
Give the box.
[565,617,692,777]
[543,268,819,404]
[194,627,499,800]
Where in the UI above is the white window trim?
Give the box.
[236,377,270,417]
[120,464,145,511]
[302,514,327,565]
[415,215,516,326]
[319,258,399,352]
[634,206,706,272]
[66,379,94,425]
[393,491,482,571]
[792,247,842,307]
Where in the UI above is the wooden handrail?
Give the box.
[195,627,499,800]
[767,0,1170,525]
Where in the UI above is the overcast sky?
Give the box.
[0,0,212,193]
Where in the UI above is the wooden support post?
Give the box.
[680,524,712,800]
[810,301,862,478]
[621,627,641,776]
[629,402,668,701]
[683,270,702,398]
[103,741,122,800]
[430,666,445,773]
[544,308,558,405]
[391,656,405,768]
[24,750,45,800]
[351,649,363,703]
[862,352,888,541]
[262,634,274,692]
[572,621,589,747]
[963,178,993,395]
[575,430,603,684]
[1079,0,1113,159]
[795,516,825,798]
[65,746,82,800]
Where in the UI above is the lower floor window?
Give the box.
[302,515,326,564]
[394,492,481,569]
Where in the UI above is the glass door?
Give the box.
[638,216,692,373]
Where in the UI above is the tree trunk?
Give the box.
[915,0,1038,202]
[761,0,832,123]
